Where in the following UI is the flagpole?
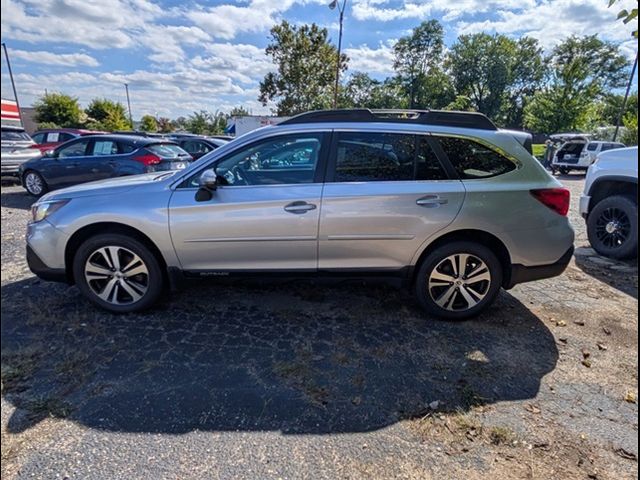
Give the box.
[1,42,23,125]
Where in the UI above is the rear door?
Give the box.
[318,131,465,272]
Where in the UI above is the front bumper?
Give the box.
[505,246,574,289]
[579,194,591,218]
[26,245,67,282]
[26,220,69,282]
[1,163,22,176]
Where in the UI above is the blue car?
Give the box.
[19,134,193,196]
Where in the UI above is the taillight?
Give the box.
[133,153,161,166]
[530,188,570,216]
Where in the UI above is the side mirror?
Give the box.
[44,149,56,158]
[195,169,217,202]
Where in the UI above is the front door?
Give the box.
[318,131,465,271]
[168,132,329,272]
[44,138,93,188]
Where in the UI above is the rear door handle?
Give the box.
[416,195,448,207]
[284,201,317,214]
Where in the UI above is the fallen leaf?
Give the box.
[603,327,612,335]
[574,320,586,326]
[524,404,541,414]
[582,359,592,368]
[556,320,567,327]
[597,343,608,351]
[625,391,637,404]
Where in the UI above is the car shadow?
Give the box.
[1,277,558,435]
[574,254,638,299]
[0,190,33,210]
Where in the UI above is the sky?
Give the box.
[0,0,638,119]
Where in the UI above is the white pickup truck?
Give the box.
[579,146,638,259]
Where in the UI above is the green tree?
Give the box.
[339,73,409,109]
[187,110,211,134]
[524,35,629,133]
[502,37,547,128]
[33,93,83,127]
[621,111,638,145]
[599,92,638,125]
[139,114,158,132]
[393,20,446,108]
[229,106,250,116]
[609,0,638,38]
[85,98,131,131]
[157,117,173,133]
[259,21,348,115]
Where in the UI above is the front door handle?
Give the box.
[416,195,448,207]
[284,201,317,214]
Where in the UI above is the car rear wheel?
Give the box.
[587,195,637,260]
[415,241,503,320]
[23,171,48,197]
[73,234,164,313]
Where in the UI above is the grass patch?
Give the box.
[1,347,42,393]
[489,426,515,445]
[23,395,73,421]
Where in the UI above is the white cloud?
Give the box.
[187,0,296,40]
[10,49,100,67]
[456,0,638,59]
[344,43,395,75]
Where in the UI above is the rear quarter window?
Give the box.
[147,143,188,158]
[436,136,516,179]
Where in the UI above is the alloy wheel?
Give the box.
[595,207,631,249]
[84,246,149,305]
[428,253,492,312]
[25,172,43,195]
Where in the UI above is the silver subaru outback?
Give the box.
[26,109,574,319]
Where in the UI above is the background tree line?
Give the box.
[258,20,637,144]
[33,94,250,135]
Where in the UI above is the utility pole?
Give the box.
[613,51,638,142]
[2,42,23,125]
[329,0,347,109]
[124,83,133,128]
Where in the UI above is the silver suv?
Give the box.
[26,109,575,319]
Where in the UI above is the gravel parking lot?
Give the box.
[1,175,637,479]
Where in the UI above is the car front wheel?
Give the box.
[415,241,503,320]
[73,234,164,313]
[23,170,48,197]
[587,195,637,260]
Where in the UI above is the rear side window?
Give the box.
[587,143,598,151]
[93,140,119,155]
[32,133,45,143]
[437,136,516,179]
[335,132,414,182]
[147,143,187,158]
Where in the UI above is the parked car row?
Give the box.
[1,126,231,196]
[550,134,626,174]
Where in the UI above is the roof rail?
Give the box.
[279,109,498,131]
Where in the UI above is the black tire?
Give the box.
[73,233,164,313]
[587,195,637,260]
[23,170,48,197]
[559,167,570,175]
[415,241,503,320]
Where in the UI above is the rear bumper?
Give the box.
[26,245,67,282]
[505,246,574,289]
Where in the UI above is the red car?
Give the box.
[30,128,106,153]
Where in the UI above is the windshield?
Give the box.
[1,130,32,142]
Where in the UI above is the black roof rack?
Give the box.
[279,109,497,131]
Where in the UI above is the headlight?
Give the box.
[31,199,70,223]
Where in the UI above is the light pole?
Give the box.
[2,42,23,126]
[329,0,346,109]
[124,83,133,128]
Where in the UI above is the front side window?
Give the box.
[58,132,76,142]
[212,134,324,186]
[437,136,516,179]
[57,140,89,158]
